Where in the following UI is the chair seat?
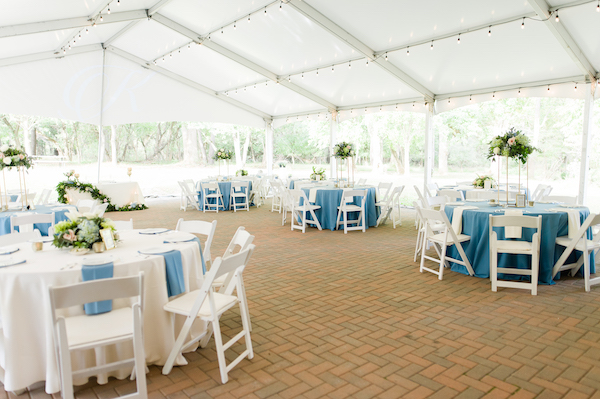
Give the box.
[64,307,133,349]
[556,236,600,251]
[205,193,222,198]
[430,232,470,244]
[231,193,247,198]
[297,204,321,212]
[496,240,535,253]
[164,290,238,319]
[338,205,362,212]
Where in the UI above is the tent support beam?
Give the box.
[287,0,434,103]
[526,0,597,81]
[578,84,595,205]
[105,46,272,120]
[329,111,338,179]
[151,13,337,111]
[265,120,273,176]
[97,48,106,184]
[423,103,435,190]
[0,44,101,68]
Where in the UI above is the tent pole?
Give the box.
[265,119,273,176]
[97,47,106,184]
[423,102,435,192]
[329,111,338,179]
[578,83,595,205]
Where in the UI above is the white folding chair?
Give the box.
[162,245,256,384]
[425,183,439,197]
[418,207,474,280]
[552,213,600,292]
[230,181,250,212]
[93,202,109,217]
[376,182,393,206]
[248,177,263,207]
[543,195,578,205]
[489,214,542,295]
[10,212,55,233]
[176,218,217,270]
[270,180,284,213]
[290,189,322,233]
[532,184,552,201]
[376,185,405,227]
[48,274,147,399]
[0,229,42,246]
[113,219,134,230]
[413,185,428,229]
[391,185,406,229]
[438,189,465,202]
[336,189,367,234]
[76,199,98,213]
[36,188,52,205]
[413,198,447,262]
[200,182,225,212]
[178,181,200,211]
[357,178,367,185]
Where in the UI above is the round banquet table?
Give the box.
[443,202,593,284]
[300,186,380,231]
[0,229,204,393]
[196,180,252,211]
[0,204,76,236]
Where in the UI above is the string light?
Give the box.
[302,72,304,79]
[332,65,334,73]
[100,15,103,22]
[86,28,89,34]
[348,61,351,69]
[574,84,578,91]
[457,34,461,44]
[288,76,291,82]
[280,1,283,10]
[221,28,224,34]
[521,18,525,29]
[117,0,120,5]
[518,88,521,95]
[366,59,369,66]
[406,47,410,56]
[93,22,96,27]
[555,10,559,22]
[430,40,434,50]
[107,7,110,14]
[547,85,550,91]
[385,52,388,61]
[79,33,81,38]
[448,98,451,103]
[493,92,496,98]
[597,1,599,12]
[316,68,319,76]
[234,21,237,29]
[488,26,491,36]
[469,95,472,102]
[265,7,267,14]
[248,15,251,23]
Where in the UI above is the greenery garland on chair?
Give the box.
[56,171,148,212]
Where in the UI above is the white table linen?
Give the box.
[66,182,145,208]
[0,230,203,393]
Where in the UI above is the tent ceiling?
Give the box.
[0,0,598,128]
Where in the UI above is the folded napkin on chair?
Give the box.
[81,262,114,315]
[548,208,581,239]
[505,210,523,239]
[451,206,478,234]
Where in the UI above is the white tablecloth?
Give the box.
[66,182,145,208]
[0,230,204,393]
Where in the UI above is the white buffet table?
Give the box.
[66,182,145,208]
[0,230,204,393]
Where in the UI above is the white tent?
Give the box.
[0,0,598,197]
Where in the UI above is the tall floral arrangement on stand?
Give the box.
[214,148,233,177]
[0,144,34,210]
[487,128,538,205]
[333,141,355,186]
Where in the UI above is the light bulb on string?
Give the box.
[430,40,434,50]
[518,89,521,95]
[170,53,172,58]
[348,61,351,69]
[86,28,89,34]
[521,18,525,29]
[234,21,236,29]
[488,26,491,36]
[406,47,410,56]
[288,76,291,82]
[117,0,120,5]
[574,84,578,91]
[332,65,334,73]
[68,44,71,49]
[469,95,472,102]
[107,7,110,14]
[448,98,450,103]
[316,68,319,76]
[493,92,495,98]
[221,28,224,34]
[302,72,304,79]
[366,59,369,66]
[555,11,559,22]
[162,57,165,62]
[100,15,103,22]
[597,1,599,12]
[93,22,97,27]
[280,1,282,10]
[63,48,66,54]
[457,33,460,44]
[79,33,81,38]
[547,85,550,91]
[264,7,267,14]
[385,52,388,61]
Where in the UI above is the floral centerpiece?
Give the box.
[333,141,355,159]
[487,128,537,164]
[472,174,495,188]
[53,211,115,249]
[310,166,326,181]
[0,145,33,170]
[236,169,248,176]
[214,149,233,161]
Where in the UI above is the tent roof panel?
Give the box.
[0,30,70,58]
[556,5,600,72]
[228,82,325,116]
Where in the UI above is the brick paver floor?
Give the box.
[3,197,600,399]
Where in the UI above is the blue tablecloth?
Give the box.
[300,186,379,231]
[0,205,74,236]
[443,203,593,284]
[196,181,252,211]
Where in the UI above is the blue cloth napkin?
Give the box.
[81,262,114,315]
[163,237,206,274]
[161,250,185,297]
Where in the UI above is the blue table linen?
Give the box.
[1,205,73,236]
[164,237,206,274]
[443,203,594,284]
[160,250,186,297]
[196,181,253,211]
[81,262,114,315]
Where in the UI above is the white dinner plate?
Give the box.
[466,199,487,202]
[0,257,26,268]
[559,204,584,208]
[163,235,195,243]
[81,255,113,265]
[139,228,169,235]
[446,202,465,206]
[0,245,19,255]
[139,246,173,255]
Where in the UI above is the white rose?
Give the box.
[0,145,8,152]
[3,158,11,165]
[493,147,500,155]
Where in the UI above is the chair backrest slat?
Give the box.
[50,274,143,309]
